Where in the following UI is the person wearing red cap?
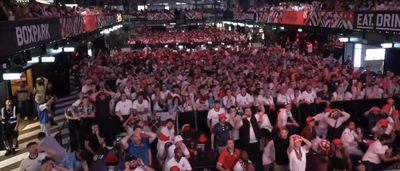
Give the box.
[211,113,233,153]
[387,98,395,113]
[329,139,352,171]
[324,109,350,140]
[307,137,330,171]
[301,116,316,141]
[371,118,393,140]
[287,135,311,171]
[164,148,192,171]
[216,139,240,171]
[169,166,180,171]
[340,121,364,157]
[364,106,388,131]
[362,134,400,171]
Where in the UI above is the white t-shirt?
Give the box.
[222,96,236,108]
[288,146,308,171]
[301,90,316,103]
[207,108,226,127]
[164,157,192,171]
[263,140,275,165]
[195,99,209,110]
[132,100,150,114]
[226,114,241,140]
[166,144,190,162]
[115,100,133,115]
[19,153,47,171]
[232,160,249,171]
[236,93,254,106]
[151,94,163,111]
[254,113,273,131]
[362,140,388,164]
[277,109,292,128]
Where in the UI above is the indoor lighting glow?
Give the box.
[64,47,75,52]
[272,27,277,30]
[36,0,51,4]
[279,26,285,30]
[41,56,55,62]
[65,4,78,7]
[339,37,349,42]
[207,42,212,44]
[165,45,168,48]
[298,28,303,32]
[3,73,21,80]
[381,43,393,48]
[27,57,39,64]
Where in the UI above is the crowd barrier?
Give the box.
[175,98,396,136]
[0,14,119,57]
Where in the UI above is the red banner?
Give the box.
[280,11,311,25]
[85,15,97,31]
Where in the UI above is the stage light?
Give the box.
[339,37,349,42]
[41,56,55,62]
[3,73,21,80]
[64,47,75,52]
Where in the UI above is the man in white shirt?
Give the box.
[236,86,253,108]
[276,102,299,131]
[207,100,226,131]
[262,140,275,169]
[132,92,150,120]
[166,135,190,162]
[313,108,329,139]
[301,84,316,103]
[115,93,133,122]
[371,119,393,140]
[287,135,311,171]
[20,142,57,171]
[362,134,400,171]
[164,147,192,171]
[157,119,175,163]
[341,121,364,157]
[324,109,350,140]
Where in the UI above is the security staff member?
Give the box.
[1,99,20,156]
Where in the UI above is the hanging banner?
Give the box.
[0,18,62,57]
[141,112,175,132]
[147,12,175,21]
[60,17,84,38]
[308,11,354,29]
[185,11,203,20]
[85,15,98,31]
[123,13,147,21]
[354,11,400,32]
[280,11,312,25]
[233,12,255,20]
[258,11,280,23]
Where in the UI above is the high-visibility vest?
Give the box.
[1,106,17,124]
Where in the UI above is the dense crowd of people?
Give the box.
[1,26,400,171]
[0,2,112,21]
[128,30,246,45]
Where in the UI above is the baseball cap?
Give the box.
[379,118,388,127]
[306,116,314,123]
[174,135,183,143]
[170,166,181,171]
[219,113,226,119]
